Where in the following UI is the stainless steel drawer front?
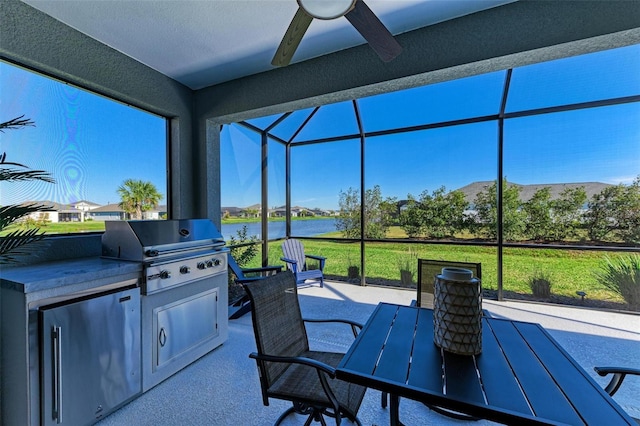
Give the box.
[153,288,219,368]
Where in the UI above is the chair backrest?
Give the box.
[417,259,482,308]
[282,239,306,271]
[227,254,245,280]
[244,271,309,385]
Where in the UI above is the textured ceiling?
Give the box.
[22,0,514,90]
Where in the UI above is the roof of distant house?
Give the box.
[455,181,613,203]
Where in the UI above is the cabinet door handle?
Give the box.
[52,326,63,424]
[159,327,167,347]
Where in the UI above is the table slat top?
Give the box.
[337,303,635,426]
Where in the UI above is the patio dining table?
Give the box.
[336,302,635,425]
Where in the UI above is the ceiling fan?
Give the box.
[272,0,402,67]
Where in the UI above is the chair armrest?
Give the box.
[305,254,327,261]
[305,254,326,271]
[236,276,267,284]
[594,366,640,396]
[249,352,336,378]
[303,318,363,338]
[280,257,298,273]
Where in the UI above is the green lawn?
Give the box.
[255,239,628,305]
[1,221,107,235]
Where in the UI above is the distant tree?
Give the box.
[379,196,399,227]
[336,185,389,239]
[244,207,259,218]
[584,185,622,241]
[523,187,553,241]
[399,195,424,238]
[422,187,467,238]
[549,186,586,240]
[336,187,360,239]
[472,179,525,241]
[523,186,587,242]
[0,115,56,264]
[363,185,388,239]
[117,179,163,220]
[400,187,468,238]
[586,176,640,244]
[615,177,640,244]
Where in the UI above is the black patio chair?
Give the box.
[595,366,640,424]
[244,271,366,425]
[228,255,282,320]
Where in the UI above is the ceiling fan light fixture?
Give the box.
[297,0,357,20]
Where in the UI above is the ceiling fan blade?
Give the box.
[272,7,314,67]
[345,0,402,63]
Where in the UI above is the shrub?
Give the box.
[528,271,552,299]
[594,255,640,307]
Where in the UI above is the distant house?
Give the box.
[87,204,126,221]
[221,206,246,218]
[87,203,167,221]
[144,204,167,220]
[70,200,101,221]
[309,208,332,217]
[22,200,94,223]
[243,204,261,218]
[270,206,313,217]
[22,200,59,223]
[456,181,613,209]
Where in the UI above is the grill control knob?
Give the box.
[206,260,214,268]
[213,259,221,266]
[160,270,171,279]
[180,266,191,274]
[197,262,207,270]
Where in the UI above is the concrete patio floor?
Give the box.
[97,280,640,426]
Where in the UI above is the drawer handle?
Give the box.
[159,328,167,347]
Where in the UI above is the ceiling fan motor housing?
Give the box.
[297,0,357,20]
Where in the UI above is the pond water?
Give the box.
[221,218,338,240]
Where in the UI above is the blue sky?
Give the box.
[2,45,639,210]
[1,62,166,206]
[223,44,639,210]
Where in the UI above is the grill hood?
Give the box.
[102,219,225,262]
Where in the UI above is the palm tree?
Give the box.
[0,115,56,264]
[117,179,163,220]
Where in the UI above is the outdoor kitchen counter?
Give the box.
[1,256,143,426]
[0,256,142,304]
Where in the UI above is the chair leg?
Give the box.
[381,391,387,408]
[274,406,297,426]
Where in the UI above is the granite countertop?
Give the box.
[1,257,142,302]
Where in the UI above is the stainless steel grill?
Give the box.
[102,219,228,294]
[102,219,229,391]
